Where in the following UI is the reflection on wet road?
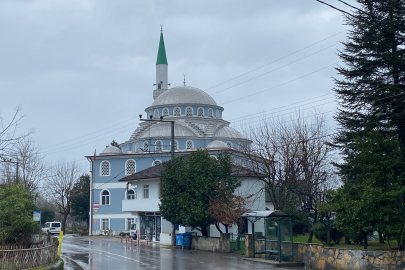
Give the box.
[61,235,301,270]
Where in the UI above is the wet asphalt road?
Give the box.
[61,235,302,270]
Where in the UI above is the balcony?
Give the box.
[122,198,160,212]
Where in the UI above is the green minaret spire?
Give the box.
[156,29,168,65]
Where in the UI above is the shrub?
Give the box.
[0,185,39,245]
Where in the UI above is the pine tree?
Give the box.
[334,0,405,150]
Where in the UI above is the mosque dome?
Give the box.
[214,126,245,139]
[151,86,218,107]
[206,140,230,150]
[135,122,196,139]
[100,146,123,155]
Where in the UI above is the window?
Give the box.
[186,140,194,150]
[143,141,149,152]
[102,218,110,230]
[163,108,169,117]
[238,142,244,151]
[125,159,136,175]
[174,107,181,116]
[226,141,233,149]
[143,185,149,199]
[208,108,213,117]
[186,107,193,116]
[155,140,162,152]
[127,218,135,230]
[154,109,159,118]
[216,110,220,118]
[135,142,139,152]
[127,189,136,200]
[100,161,110,176]
[171,140,178,150]
[198,107,204,117]
[101,190,110,205]
[152,160,162,166]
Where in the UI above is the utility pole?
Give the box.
[139,114,175,245]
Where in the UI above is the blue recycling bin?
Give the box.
[175,233,191,248]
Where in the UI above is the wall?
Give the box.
[244,236,405,270]
[191,234,230,253]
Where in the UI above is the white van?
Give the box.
[42,222,61,235]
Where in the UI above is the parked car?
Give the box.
[42,222,61,235]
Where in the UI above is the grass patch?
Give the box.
[294,234,399,251]
[293,234,322,244]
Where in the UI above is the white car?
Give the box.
[42,222,61,235]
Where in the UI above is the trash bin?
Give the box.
[175,233,191,248]
[175,233,183,246]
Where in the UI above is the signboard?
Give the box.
[93,202,99,213]
[33,211,41,222]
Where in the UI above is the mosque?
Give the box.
[87,30,266,240]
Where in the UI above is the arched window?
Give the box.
[154,109,159,118]
[186,140,194,150]
[100,161,110,176]
[162,108,169,117]
[149,110,153,118]
[216,110,220,118]
[135,142,139,152]
[174,107,181,116]
[127,189,136,200]
[143,141,149,152]
[152,160,162,166]
[155,140,163,152]
[101,190,110,205]
[170,140,178,150]
[125,159,136,175]
[208,108,213,117]
[186,107,193,116]
[226,141,233,149]
[198,107,204,117]
[238,142,245,151]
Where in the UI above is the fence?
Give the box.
[230,233,245,255]
[0,236,58,270]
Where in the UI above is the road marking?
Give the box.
[63,255,87,270]
[91,248,151,266]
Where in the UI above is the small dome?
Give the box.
[100,146,123,155]
[206,140,230,150]
[214,126,245,139]
[151,86,218,107]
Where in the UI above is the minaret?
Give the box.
[153,27,169,100]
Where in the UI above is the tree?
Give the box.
[159,150,240,236]
[71,174,90,228]
[332,131,405,249]
[45,162,81,232]
[110,140,121,149]
[0,106,32,160]
[209,182,250,234]
[334,1,405,149]
[244,112,334,242]
[0,184,38,245]
[39,207,55,225]
[13,137,47,196]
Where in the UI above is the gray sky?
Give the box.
[0,0,358,172]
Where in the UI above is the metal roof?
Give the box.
[241,210,289,218]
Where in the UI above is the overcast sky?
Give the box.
[0,0,358,172]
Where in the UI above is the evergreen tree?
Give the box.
[110,140,121,149]
[334,0,405,149]
[71,174,90,228]
[159,150,240,236]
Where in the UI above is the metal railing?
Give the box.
[230,233,246,255]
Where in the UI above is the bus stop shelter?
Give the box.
[241,210,293,262]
